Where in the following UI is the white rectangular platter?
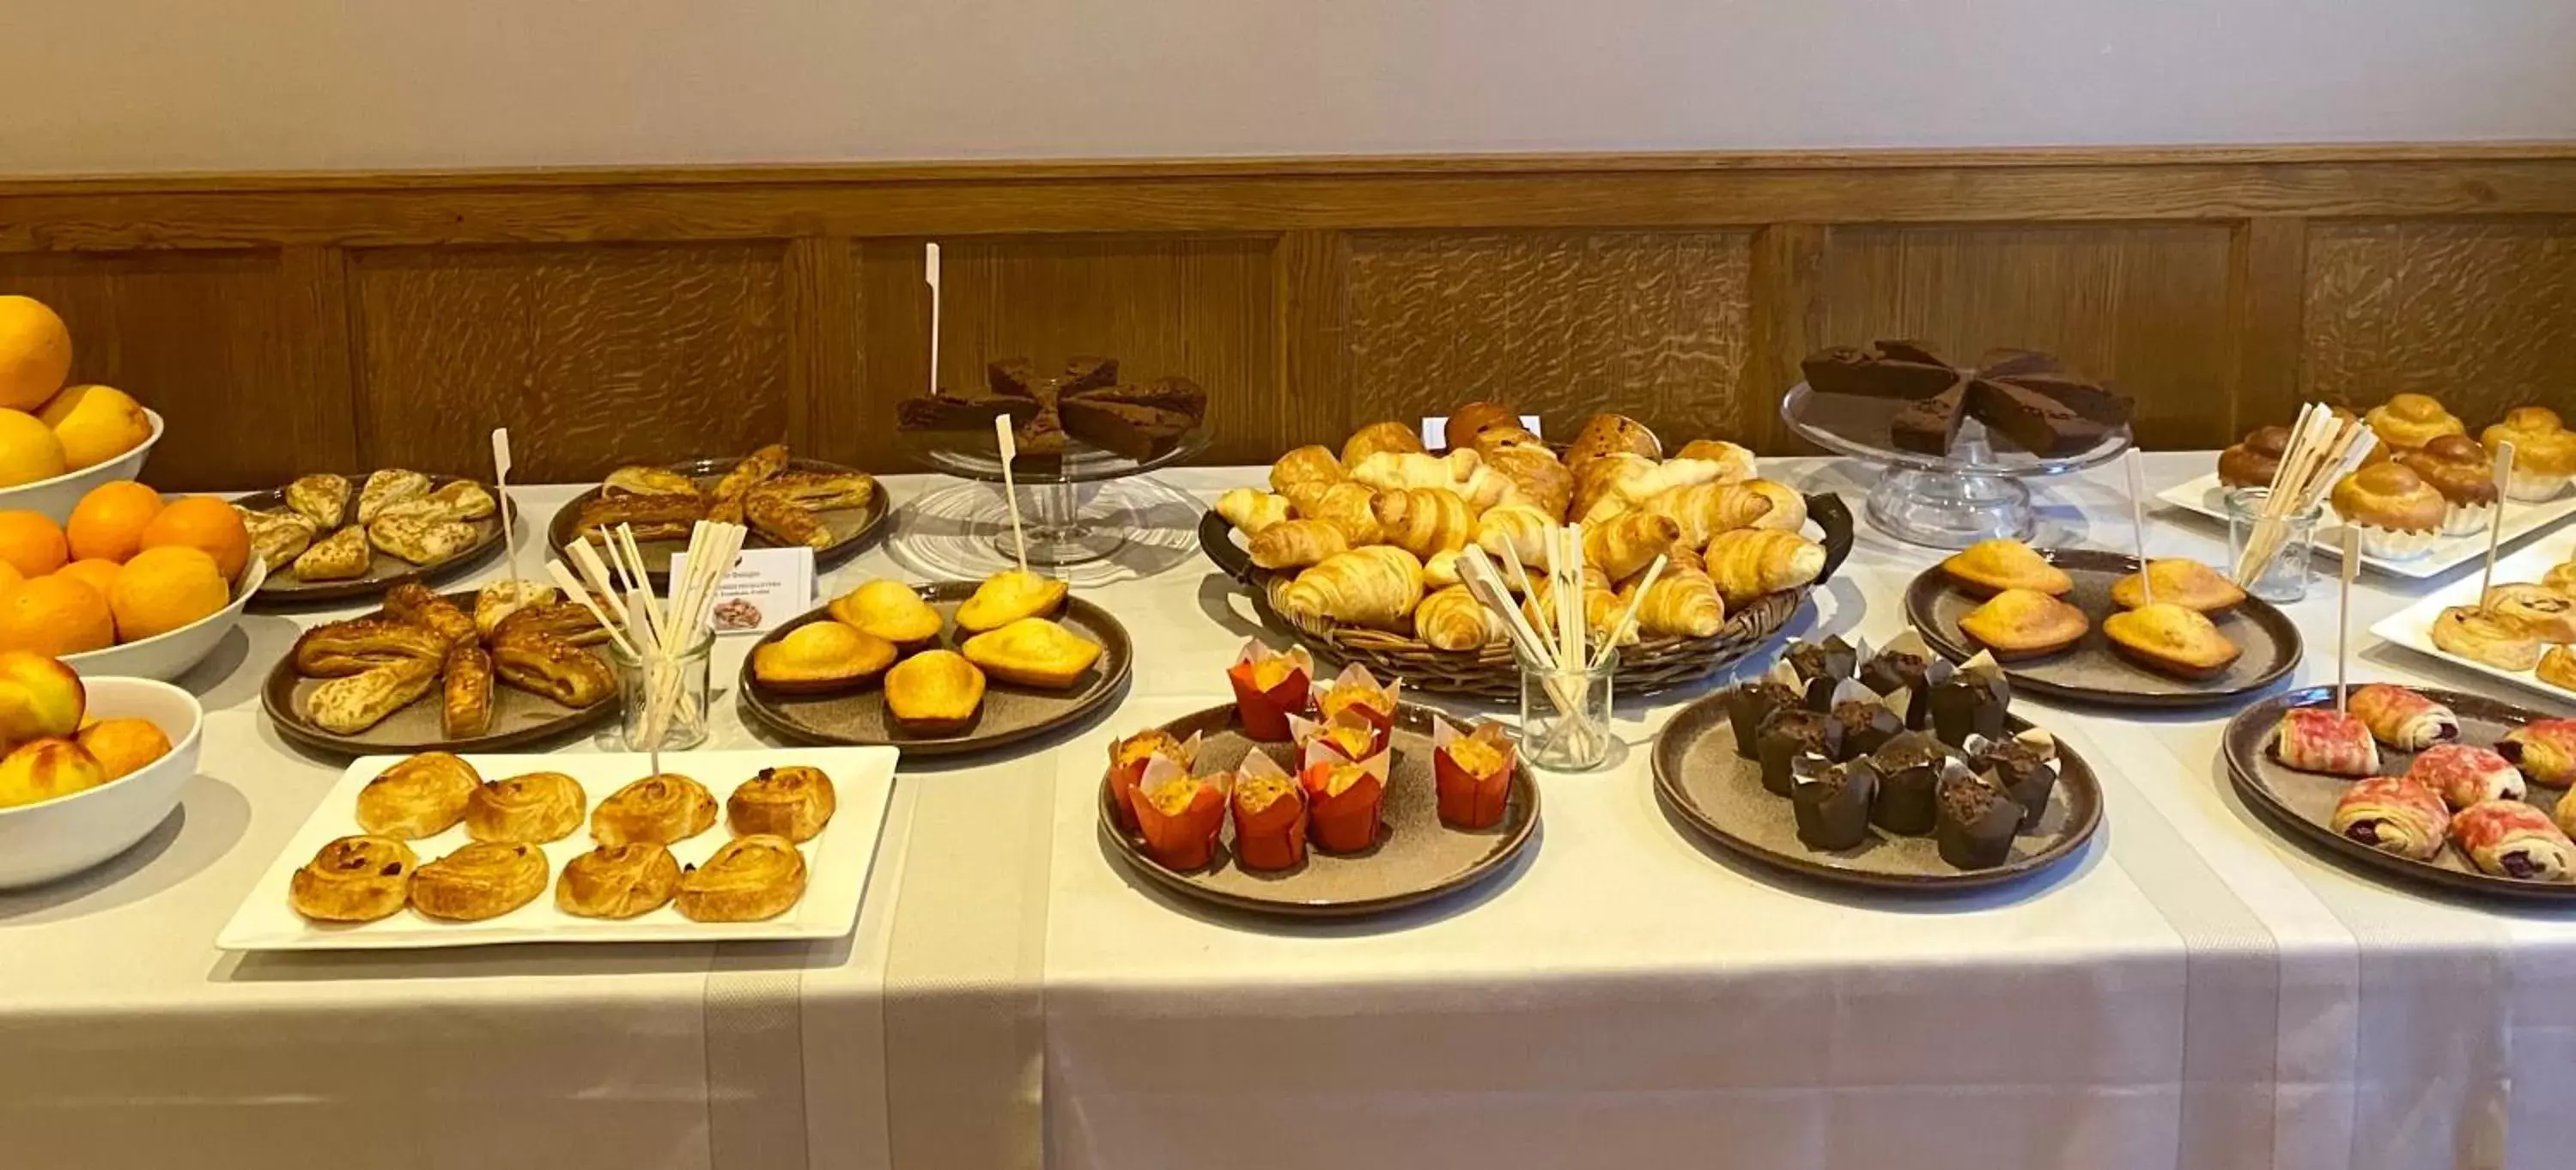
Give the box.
[218,746,897,952]
[2370,530,2576,706]
[2159,472,2576,580]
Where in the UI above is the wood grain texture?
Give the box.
[350,242,791,481]
[2302,220,2576,429]
[1343,230,1754,446]
[1819,225,2238,450]
[858,235,1276,465]
[0,248,354,490]
[1747,224,1832,453]
[2228,218,2310,436]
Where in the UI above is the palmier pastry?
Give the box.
[2361,393,2466,452]
[355,751,483,839]
[574,491,708,543]
[381,480,496,523]
[2217,426,2292,490]
[386,582,477,648]
[726,765,837,842]
[289,835,420,922]
[676,835,809,923]
[744,486,834,549]
[368,515,480,565]
[1957,588,2090,659]
[489,631,617,707]
[356,468,432,523]
[290,616,449,677]
[751,620,898,693]
[1939,539,2074,598]
[955,569,1068,634]
[306,655,441,734]
[710,443,790,510]
[826,580,944,650]
[490,600,610,647]
[2102,601,2241,679]
[2347,683,2459,750]
[285,472,353,529]
[556,843,682,918]
[473,580,561,638]
[410,841,550,921]
[293,524,373,582]
[441,644,495,739]
[2330,777,2449,862]
[605,466,703,497]
[2451,799,2576,882]
[2331,463,2446,559]
[2430,605,2543,672]
[2397,434,2501,534]
[592,773,719,846]
[754,469,876,511]
[464,771,587,844]
[884,649,987,734]
[961,617,1103,689]
[2109,558,2246,614]
[238,507,319,572]
[2482,584,2576,643]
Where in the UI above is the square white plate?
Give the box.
[2370,530,2576,705]
[218,746,897,951]
[2158,472,2576,580]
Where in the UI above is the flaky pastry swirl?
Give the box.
[464,771,587,844]
[556,843,683,918]
[410,841,550,921]
[355,751,483,839]
[726,765,837,842]
[592,773,718,846]
[289,834,418,923]
[677,835,808,923]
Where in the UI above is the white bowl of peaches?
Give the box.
[0,651,202,889]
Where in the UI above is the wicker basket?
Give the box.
[1198,492,1856,702]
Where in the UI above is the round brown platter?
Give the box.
[1903,548,2303,709]
[1651,693,2103,890]
[230,474,509,604]
[548,455,890,585]
[1097,701,1539,917]
[2223,685,2576,902]
[262,589,619,756]
[738,581,1132,757]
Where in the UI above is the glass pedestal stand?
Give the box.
[1779,383,2132,549]
[910,430,1212,568]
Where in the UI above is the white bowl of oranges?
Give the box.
[0,482,260,683]
[0,652,201,889]
[0,296,165,522]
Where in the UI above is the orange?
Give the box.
[39,385,152,471]
[0,296,72,412]
[137,496,249,581]
[66,480,163,564]
[77,717,171,781]
[0,410,65,488]
[54,558,120,599]
[107,545,227,642]
[0,510,68,578]
[0,576,113,655]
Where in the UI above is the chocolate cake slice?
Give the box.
[986,358,1040,398]
[1966,377,2111,456]
[896,391,1018,432]
[1060,399,1194,460]
[1060,355,1120,394]
[1984,370,2135,428]
[1801,343,1962,400]
[1890,380,1971,456]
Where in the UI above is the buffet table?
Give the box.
[6,454,2574,1170]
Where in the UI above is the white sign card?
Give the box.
[1420,413,1544,448]
[669,545,815,636]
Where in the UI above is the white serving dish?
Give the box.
[2370,527,2576,705]
[2158,472,2576,580]
[0,675,204,889]
[62,554,265,683]
[0,409,163,524]
[217,745,898,951]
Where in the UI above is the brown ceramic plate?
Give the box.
[262,590,618,756]
[547,455,889,584]
[2223,685,2576,901]
[230,473,509,604]
[1097,702,1540,917]
[1651,694,2103,889]
[1904,549,2303,709]
[738,581,1132,757]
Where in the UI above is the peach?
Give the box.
[0,736,106,808]
[0,649,86,749]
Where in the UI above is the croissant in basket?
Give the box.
[1279,545,1425,631]
[1701,528,1827,606]
[1370,487,1475,560]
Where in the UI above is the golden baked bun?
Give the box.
[2109,558,2248,615]
[2103,601,2242,679]
[2397,434,2500,506]
[1958,588,2091,659]
[1564,413,1661,468]
[410,841,548,922]
[884,649,987,734]
[556,842,682,919]
[2431,605,2542,671]
[752,620,900,693]
[955,570,1068,635]
[961,617,1104,689]
[464,771,587,844]
[592,773,719,846]
[727,765,837,842]
[2363,392,2467,451]
[2217,425,2293,490]
[1444,401,1523,450]
[828,579,945,650]
[2331,462,2446,533]
[355,752,483,840]
[1940,539,2075,598]
[677,835,810,923]
[289,835,418,923]
[1341,421,1425,467]
[2482,407,2576,493]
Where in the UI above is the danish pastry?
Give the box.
[751,469,876,511]
[604,466,702,497]
[355,752,483,839]
[2431,605,2543,672]
[574,492,708,543]
[306,655,441,734]
[592,773,719,846]
[239,508,319,572]
[386,582,477,648]
[710,444,791,511]
[465,771,587,844]
[676,835,809,923]
[380,479,497,524]
[285,472,352,529]
[827,580,945,650]
[726,765,837,842]
[960,617,1103,689]
[288,835,418,922]
[473,580,561,638]
[489,631,617,707]
[744,487,834,549]
[368,515,481,565]
[751,620,899,692]
[355,469,432,523]
[293,524,373,582]
[2482,584,2576,643]
[489,601,610,647]
[291,616,450,677]
[410,841,550,921]
[440,644,494,740]
[2540,646,2576,692]
[556,843,682,918]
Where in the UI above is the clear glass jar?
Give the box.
[2226,486,2324,604]
[1518,653,1616,771]
[611,631,714,753]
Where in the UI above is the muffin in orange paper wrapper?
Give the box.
[1132,755,1229,871]
[1103,728,1201,832]
[1228,751,1309,871]
[1287,709,1388,765]
[1314,664,1401,746]
[1297,739,1392,854]
[1431,716,1516,831]
[1227,640,1314,741]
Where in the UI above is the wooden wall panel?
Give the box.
[350,241,791,482]
[1342,231,1754,445]
[2302,220,2576,429]
[1818,225,2239,451]
[0,249,352,490]
[856,235,1277,466]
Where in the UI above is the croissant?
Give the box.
[1645,482,1774,548]
[1579,457,1732,523]
[1571,453,1657,521]
[1738,479,1808,533]
[1565,413,1662,468]
[1415,583,1503,650]
[1279,480,1334,523]
[1583,512,1681,581]
[1424,549,1463,588]
[1249,518,1350,570]
[1217,487,1293,536]
[1348,449,1473,493]
[1479,442,1572,520]
[1702,528,1827,606]
[1303,481,1383,545]
[1269,445,1345,494]
[1522,567,1634,646]
[1342,421,1425,466]
[1370,488,1475,559]
[1622,566,1726,637]
[1473,503,1554,568]
[1280,545,1425,631]
[1674,439,1759,482]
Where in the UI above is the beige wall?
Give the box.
[7,0,2576,174]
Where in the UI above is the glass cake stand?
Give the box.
[909,430,1211,566]
[1779,382,2131,548]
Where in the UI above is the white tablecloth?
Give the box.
[2,456,2572,1170]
